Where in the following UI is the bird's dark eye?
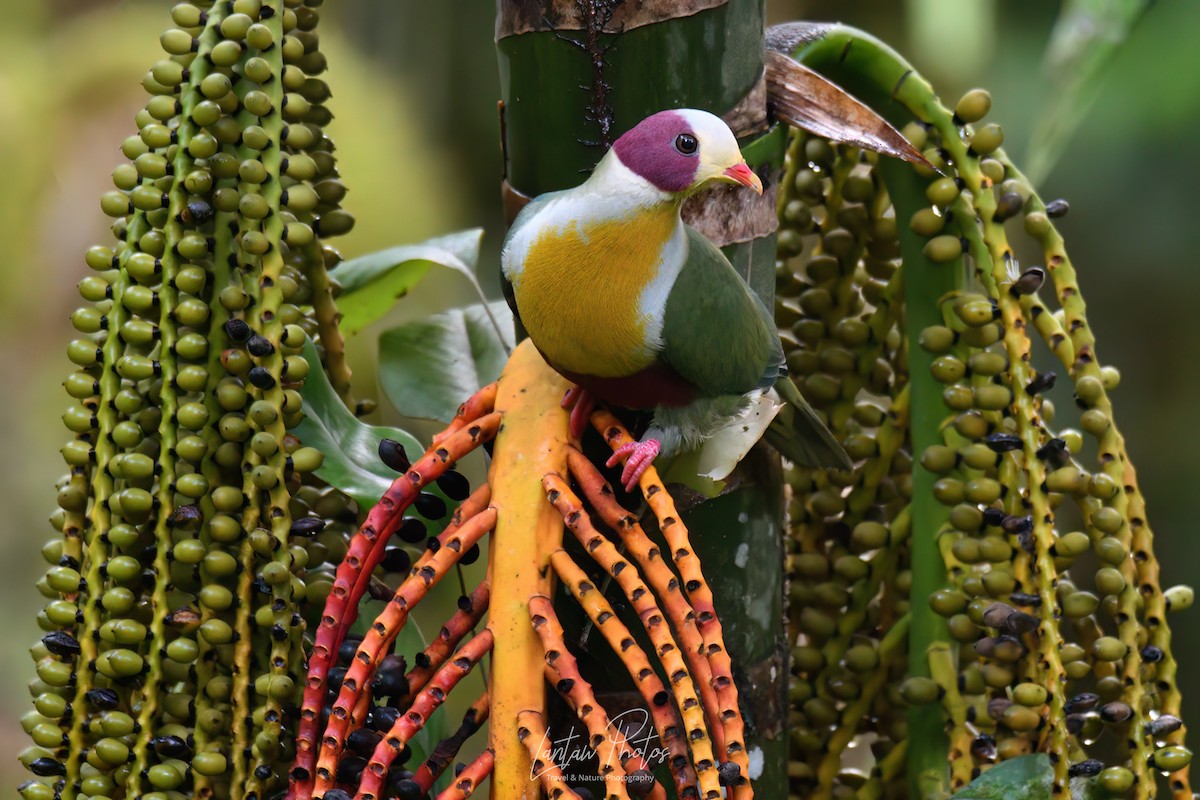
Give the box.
[674,133,698,155]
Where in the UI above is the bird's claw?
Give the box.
[606,439,661,492]
[561,386,596,441]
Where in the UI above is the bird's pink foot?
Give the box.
[606,439,661,492]
[561,386,596,441]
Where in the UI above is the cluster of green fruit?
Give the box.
[20,2,360,799]
[776,85,1192,800]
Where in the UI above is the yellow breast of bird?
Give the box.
[515,209,678,378]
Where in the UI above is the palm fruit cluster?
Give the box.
[777,85,1192,798]
[20,1,363,798]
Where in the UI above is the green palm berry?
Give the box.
[1054,531,1091,559]
[926,177,960,207]
[210,39,243,67]
[203,550,239,578]
[1062,591,1099,618]
[199,619,234,645]
[96,649,144,678]
[175,472,209,499]
[45,566,82,594]
[1152,746,1192,772]
[1045,466,1085,494]
[239,192,270,219]
[928,588,967,617]
[967,351,1006,376]
[1098,767,1135,794]
[218,415,251,443]
[919,445,957,473]
[284,184,319,213]
[172,539,207,565]
[949,505,984,534]
[192,752,228,777]
[1024,210,1051,238]
[166,638,198,663]
[955,88,992,123]
[1091,507,1123,534]
[241,230,271,255]
[899,677,941,706]
[1165,585,1194,612]
[1081,408,1109,436]
[211,485,245,513]
[969,123,1003,155]
[248,400,279,427]
[198,584,234,612]
[290,447,323,473]
[246,22,274,50]
[960,443,999,470]
[147,763,184,790]
[973,385,1012,411]
[177,365,210,392]
[1095,567,1127,597]
[175,332,209,361]
[210,514,243,544]
[251,464,279,489]
[942,385,974,411]
[1094,536,1127,565]
[930,355,965,383]
[1092,637,1127,662]
[188,131,219,159]
[963,478,1002,504]
[1002,705,1041,732]
[216,381,248,411]
[1089,472,1119,500]
[92,737,130,767]
[923,234,963,263]
[45,601,78,627]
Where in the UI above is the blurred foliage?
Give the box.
[3,0,1198,788]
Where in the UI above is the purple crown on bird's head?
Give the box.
[609,108,763,197]
[611,110,702,194]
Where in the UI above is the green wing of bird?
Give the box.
[662,226,852,469]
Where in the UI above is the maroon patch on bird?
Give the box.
[612,110,700,194]
[555,361,697,410]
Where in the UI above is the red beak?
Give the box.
[722,162,764,194]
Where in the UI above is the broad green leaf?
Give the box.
[951,754,1052,800]
[334,228,499,337]
[292,338,424,509]
[378,301,515,424]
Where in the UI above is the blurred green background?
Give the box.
[2,0,1196,784]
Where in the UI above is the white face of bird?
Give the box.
[610,108,763,197]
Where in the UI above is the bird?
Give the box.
[501,108,851,490]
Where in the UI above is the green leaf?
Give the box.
[951,754,1052,800]
[291,338,424,509]
[1026,0,1151,181]
[378,301,515,424]
[334,228,499,337]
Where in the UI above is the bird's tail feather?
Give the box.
[766,377,853,470]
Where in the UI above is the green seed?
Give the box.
[1098,767,1135,794]
[918,325,955,353]
[969,123,1003,155]
[92,737,130,767]
[909,207,945,236]
[1092,507,1123,534]
[1061,591,1099,618]
[1002,704,1041,731]
[1012,683,1048,707]
[955,88,992,123]
[973,384,1012,411]
[899,677,941,705]
[929,589,967,617]
[192,752,228,777]
[1152,746,1192,772]
[920,445,957,473]
[924,235,964,263]
[1092,636,1127,662]
[930,355,965,383]
[1095,567,1126,597]
[1165,585,1194,612]
[1054,531,1091,559]
[926,177,960,207]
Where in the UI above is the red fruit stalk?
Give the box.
[353,629,495,800]
[592,410,752,797]
[287,389,499,799]
[433,747,494,799]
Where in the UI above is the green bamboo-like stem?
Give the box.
[881,154,959,800]
[783,30,965,797]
